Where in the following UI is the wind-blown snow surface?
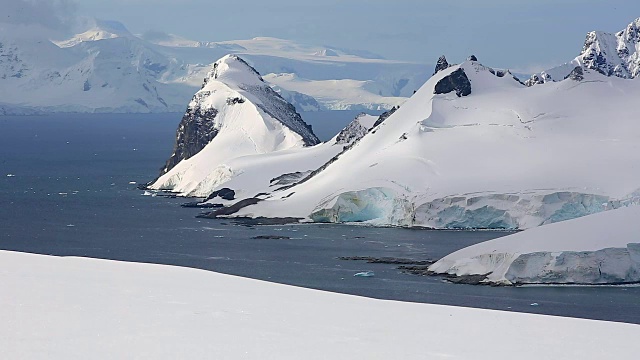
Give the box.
[231,60,640,229]
[429,206,640,285]
[2,250,638,359]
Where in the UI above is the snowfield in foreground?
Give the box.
[2,250,638,359]
[429,206,640,285]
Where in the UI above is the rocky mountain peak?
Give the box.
[618,17,640,43]
[434,68,471,97]
[157,54,320,176]
[434,55,450,75]
[577,17,640,79]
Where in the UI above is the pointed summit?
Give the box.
[204,55,264,87]
[577,17,640,78]
[150,54,320,196]
[433,55,450,75]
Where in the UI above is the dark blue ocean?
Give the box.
[1,113,639,324]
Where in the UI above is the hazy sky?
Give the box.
[11,0,640,71]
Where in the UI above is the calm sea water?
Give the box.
[1,113,639,324]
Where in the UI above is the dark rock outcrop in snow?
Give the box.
[434,68,471,97]
[564,66,584,81]
[161,106,220,174]
[335,113,370,144]
[467,55,478,62]
[433,55,450,75]
[205,187,236,201]
[372,106,399,128]
[270,171,311,186]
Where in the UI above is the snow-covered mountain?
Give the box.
[430,205,640,285]
[149,55,322,196]
[216,56,640,229]
[0,21,428,114]
[149,57,381,201]
[526,17,640,85]
[0,22,194,113]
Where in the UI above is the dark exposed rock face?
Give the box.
[161,106,220,174]
[434,68,471,97]
[433,55,450,75]
[205,187,236,201]
[467,55,478,61]
[372,106,399,128]
[203,197,262,217]
[335,113,369,144]
[240,83,320,146]
[270,171,311,186]
[524,73,551,87]
[564,66,584,81]
[577,19,640,79]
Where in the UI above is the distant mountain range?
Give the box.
[0,19,429,115]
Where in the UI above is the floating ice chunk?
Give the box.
[530,303,539,306]
[66,224,75,227]
[354,271,375,277]
[129,181,137,185]
[6,174,15,177]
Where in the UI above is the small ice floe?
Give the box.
[354,271,375,277]
[6,174,15,177]
[58,192,68,196]
[129,181,137,185]
[110,183,115,186]
[142,190,156,197]
[530,303,540,306]
[66,224,75,227]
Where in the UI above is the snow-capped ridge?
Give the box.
[150,54,320,195]
[205,55,264,87]
[528,17,640,85]
[55,19,133,48]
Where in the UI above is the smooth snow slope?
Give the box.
[429,205,640,285]
[264,73,407,111]
[2,250,638,359]
[232,60,640,229]
[150,55,319,197]
[196,113,379,204]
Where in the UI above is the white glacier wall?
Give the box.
[309,187,413,225]
[308,189,636,230]
[428,206,640,285]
